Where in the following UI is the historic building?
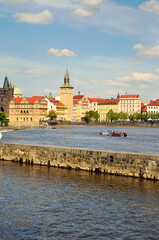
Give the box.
[9,96,47,127]
[60,69,73,121]
[119,94,141,114]
[88,98,106,112]
[98,99,119,122]
[147,99,159,114]
[45,97,67,120]
[141,103,147,114]
[0,77,14,117]
[73,94,90,121]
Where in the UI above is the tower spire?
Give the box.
[64,68,69,85]
[3,77,9,89]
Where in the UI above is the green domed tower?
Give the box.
[13,82,22,98]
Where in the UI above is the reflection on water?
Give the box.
[1,126,159,153]
[0,161,159,239]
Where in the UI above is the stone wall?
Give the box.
[0,142,159,180]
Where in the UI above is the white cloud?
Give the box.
[73,79,87,86]
[8,0,28,3]
[17,68,55,75]
[139,0,159,15]
[81,0,103,6]
[105,80,130,87]
[47,48,77,57]
[117,72,159,83]
[90,79,99,84]
[14,10,53,24]
[139,84,150,89]
[33,0,77,8]
[134,43,159,58]
[73,8,92,17]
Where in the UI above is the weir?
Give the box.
[0,142,159,180]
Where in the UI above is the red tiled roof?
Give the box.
[88,98,106,103]
[120,95,139,98]
[141,105,147,112]
[73,100,79,104]
[73,95,84,100]
[13,96,44,104]
[98,99,119,105]
[13,97,23,104]
[52,100,64,106]
[148,99,159,106]
[27,96,43,104]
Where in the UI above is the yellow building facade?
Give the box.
[73,94,90,121]
[98,99,119,122]
[9,96,47,127]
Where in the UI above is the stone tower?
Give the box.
[0,77,14,116]
[60,69,73,121]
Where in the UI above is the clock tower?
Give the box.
[60,69,74,121]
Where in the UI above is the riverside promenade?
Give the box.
[0,142,159,180]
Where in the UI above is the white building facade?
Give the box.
[119,95,141,114]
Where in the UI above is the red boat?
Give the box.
[109,131,127,137]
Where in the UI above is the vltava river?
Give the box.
[0,161,159,240]
[1,126,159,154]
[0,127,159,239]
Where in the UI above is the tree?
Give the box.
[106,110,115,122]
[0,111,8,126]
[122,112,129,121]
[85,111,100,123]
[141,112,150,121]
[129,114,135,121]
[0,111,6,121]
[118,111,129,121]
[133,112,142,121]
[47,110,57,120]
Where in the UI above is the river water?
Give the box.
[0,127,159,239]
[0,161,159,240]
[1,126,159,154]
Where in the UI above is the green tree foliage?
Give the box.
[141,112,150,121]
[106,110,116,122]
[47,110,57,120]
[129,114,135,121]
[85,111,100,123]
[0,111,6,121]
[133,113,142,120]
[150,113,159,120]
[0,111,8,126]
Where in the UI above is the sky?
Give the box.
[0,0,159,102]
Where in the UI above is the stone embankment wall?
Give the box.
[0,142,159,180]
[60,121,159,128]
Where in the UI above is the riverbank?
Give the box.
[0,142,159,180]
[57,121,159,128]
[2,120,159,131]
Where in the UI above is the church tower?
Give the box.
[60,68,73,121]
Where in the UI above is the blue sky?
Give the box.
[0,0,159,102]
